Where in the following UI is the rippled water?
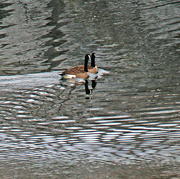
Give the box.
[0,0,180,178]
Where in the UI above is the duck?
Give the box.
[71,53,98,74]
[60,54,90,79]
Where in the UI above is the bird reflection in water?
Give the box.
[84,80,97,99]
[59,78,97,99]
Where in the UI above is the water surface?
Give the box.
[0,0,180,178]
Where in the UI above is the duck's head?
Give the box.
[85,54,91,60]
[84,54,90,72]
[91,53,96,67]
[91,53,96,58]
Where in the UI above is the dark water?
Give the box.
[0,0,180,178]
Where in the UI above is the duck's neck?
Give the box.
[91,55,95,67]
[84,56,89,72]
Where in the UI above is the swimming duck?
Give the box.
[60,54,90,79]
[72,53,98,74]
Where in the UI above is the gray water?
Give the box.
[0,0,180,178]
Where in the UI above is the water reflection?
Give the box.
[0,0,65,75]
[0,71,179,163]
[0,0,180,178]
[84,80,97,99]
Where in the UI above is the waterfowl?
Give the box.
[60,54,90,79]
[73,53,98,74]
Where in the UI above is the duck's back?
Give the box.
[64,65,84,75]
